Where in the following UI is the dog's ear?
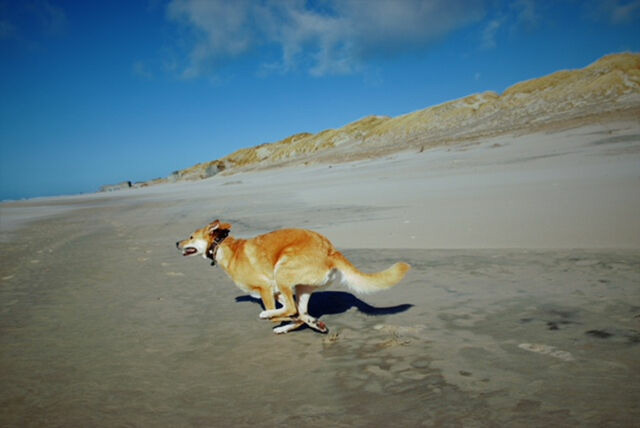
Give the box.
[207,219,231,235]
[218,221,232,230]
[206,220,220,235]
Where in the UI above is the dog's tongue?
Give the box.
[183,248,197,256]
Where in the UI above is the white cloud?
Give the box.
[0,0,66,42]
[167,0,258,78]
[481,18,502,49]
[35,0,67,36]
[165,0,487,78]
[338,0,485,56]
[479,0,541,50]
[600,0,640,23]
[511,0,539,30]
[132,60,153,79]
[582,0,640,24]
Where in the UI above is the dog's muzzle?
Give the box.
[176,241,197,256]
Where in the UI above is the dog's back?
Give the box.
[241,228,410,292]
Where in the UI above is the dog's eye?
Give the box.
[190,235,193,239]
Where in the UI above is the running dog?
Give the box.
[176,220,410,334]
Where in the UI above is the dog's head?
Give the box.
[176,219,232,259]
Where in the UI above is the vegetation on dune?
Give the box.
[105,53,640,190]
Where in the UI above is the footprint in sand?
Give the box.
[518,343,574,361]
[166,272,184,277]
[323,331,340,344]
[575,259,600,267]
[374,324,425,336]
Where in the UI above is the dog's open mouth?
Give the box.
[183,247,198,256]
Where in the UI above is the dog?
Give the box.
[176,220,411,334]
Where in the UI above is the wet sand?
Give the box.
[1,121,639,426]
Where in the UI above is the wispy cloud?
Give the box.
[31,0,67,36]
[511,0,539,30]
[589,0,640,24]
[132,60,153,80]
[166,0,487,78]
[0,0,67,42]
[480,0,541,50]
[481,18,503,49]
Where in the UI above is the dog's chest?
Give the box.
[216,246,274,293]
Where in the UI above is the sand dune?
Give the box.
[140,53,640,185]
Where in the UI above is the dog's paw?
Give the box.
[273,320,304,334]
[273,324,291,334]
[315,320,328,334]
[259,309,280,319]
[260,309,295,320]
[307,319,328,334]
[300,314,329,333]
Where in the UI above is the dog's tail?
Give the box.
[330,251,410,294]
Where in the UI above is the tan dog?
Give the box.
[176,220,410,334]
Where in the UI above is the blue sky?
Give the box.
[1,0,638,200]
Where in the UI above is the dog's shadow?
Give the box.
[235,291,413,318]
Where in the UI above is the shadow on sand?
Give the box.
[235,291,412,318]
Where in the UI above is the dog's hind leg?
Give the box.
[273,319,305,334]
[260,255,305,321]
[296,285,328,333]
[270,286,307,334]
[268,285,327,334]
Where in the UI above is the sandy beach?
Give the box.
[1,120,639,426]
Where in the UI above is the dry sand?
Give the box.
[1,120,639,426]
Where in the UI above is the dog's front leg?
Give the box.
[266,293,296,322]
[256,286,275,312]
